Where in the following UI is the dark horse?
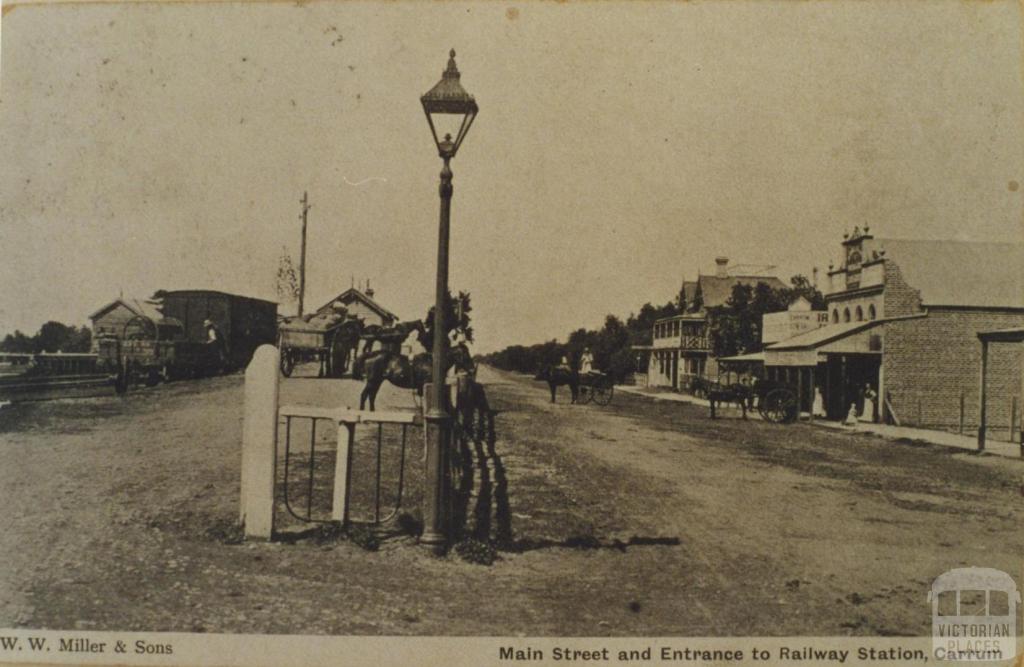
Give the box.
[359,345,475,411]
[708,383,753,419]
[534,365,579,404]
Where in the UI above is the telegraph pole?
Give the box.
[298,191,311,317]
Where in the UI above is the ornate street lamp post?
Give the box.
[420,49,478,549]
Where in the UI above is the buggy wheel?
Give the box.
[763,388,798,423]
[578,386,593,404]
[279,349,295,377]
[591,380,614,406]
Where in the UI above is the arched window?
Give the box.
[843,308,851,323]
[832,309,839,324]
[868,304,877,320]
[855,306,863,322]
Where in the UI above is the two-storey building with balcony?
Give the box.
[647,257,785,390]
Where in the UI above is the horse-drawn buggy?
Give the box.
[693,376,799,423]
[535,366,616,406]
[277,314,362,378]
[577,371,615,406]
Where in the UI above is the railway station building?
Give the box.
[763,228,1024,439]
[314,286,398,329]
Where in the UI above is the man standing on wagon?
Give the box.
[203,318,228,369]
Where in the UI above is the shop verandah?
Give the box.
[713,351,880,423]
[761,320,882,422]
[693,321,883,423]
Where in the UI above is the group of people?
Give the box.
[556,347,596,375]
[350,303,476,380]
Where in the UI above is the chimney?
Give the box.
[365,279,374,299]
[812,266,819,288]
[715,257,729,278]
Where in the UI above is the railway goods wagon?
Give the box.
[154,290,277,369]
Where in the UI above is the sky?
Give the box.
[1,0,1022,353]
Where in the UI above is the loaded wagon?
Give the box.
[97,314,229,392]
[278,314,362,378]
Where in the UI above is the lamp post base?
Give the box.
[421,394,451,552]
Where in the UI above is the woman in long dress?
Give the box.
[580,347,594,375]
[860,384,877,423]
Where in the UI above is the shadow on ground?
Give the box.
[450,404,681,558]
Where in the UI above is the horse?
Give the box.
[359,344,475,411]
[708,383,752,419]
[351,319,428,381]
[534,365,579,404]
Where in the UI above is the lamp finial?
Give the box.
[444,50,460,78]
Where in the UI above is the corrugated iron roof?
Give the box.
[717,351,766,363]
[317,288,398,322]
[89,298,165,322]
[767,319,883,350]
[875,238,1024,308]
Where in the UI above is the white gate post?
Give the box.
[240,344,280,539]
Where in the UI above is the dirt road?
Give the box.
[1,365,1021,636]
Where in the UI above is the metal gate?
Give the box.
[278,405,417,527]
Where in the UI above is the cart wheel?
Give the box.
[763,388,798,423]
[592,381,614,406]
[280,350,295,377]
[578,386,593,404]
[144,369,160,387]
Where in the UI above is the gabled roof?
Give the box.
[683,274,787,310]
[874,238,1024,309]
[89,298,165,322]
[317,288,398,322]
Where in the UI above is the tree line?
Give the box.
[479,275,823,382]
[0,322,93,354]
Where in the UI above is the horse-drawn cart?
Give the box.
[577,371,615,406]
[277,317,361,378]
[695,376,799,423]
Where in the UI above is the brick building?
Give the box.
[646,257,784,390]
[763,228,1024,438]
